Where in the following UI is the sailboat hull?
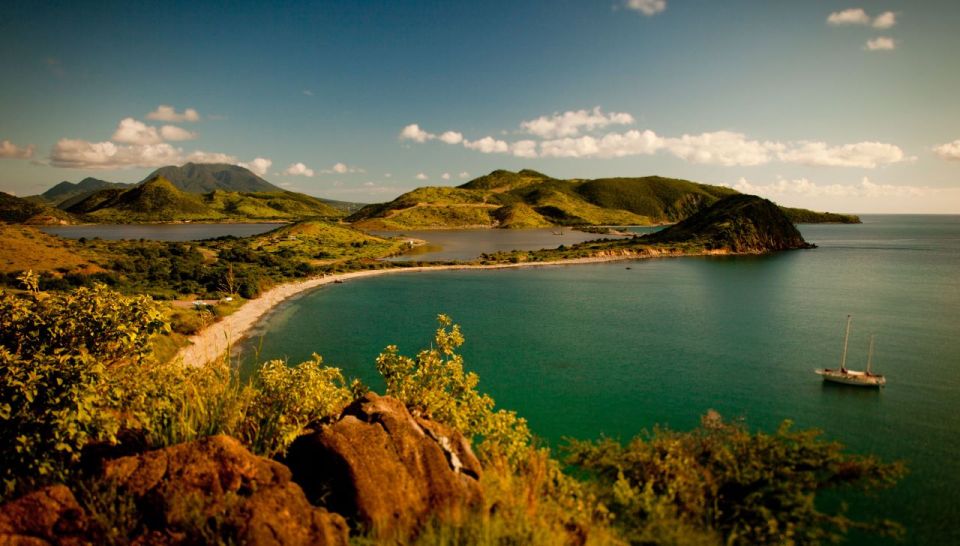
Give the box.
[815,369,885,387]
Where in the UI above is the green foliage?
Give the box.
[0,284,167,499]
[240,356,353,457]
[565,411,906,546]
[376,315,531,462]
[780,206,861,224]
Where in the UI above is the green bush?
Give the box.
[376,315,531,463]
[565,410,906,545]
[0,282,167,499]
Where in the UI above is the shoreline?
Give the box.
[174,253,667,367]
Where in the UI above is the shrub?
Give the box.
[565,410,906,545]
[376,315,531,463]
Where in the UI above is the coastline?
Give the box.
[174,251,710,367]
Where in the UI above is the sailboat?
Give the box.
[815,315,886,387]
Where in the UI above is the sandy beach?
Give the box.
[174,254,654,367]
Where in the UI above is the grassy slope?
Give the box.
[0,225,103,274]
[249,220,405,263]
[0,192,74,225]
[349,170,857,230]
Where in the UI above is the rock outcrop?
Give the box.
[0,436,348,546]
[102,435,348,545]
[284,393,483,538]
[0,485,89,545]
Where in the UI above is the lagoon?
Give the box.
[244,215,960,545]
[40,223,286,241]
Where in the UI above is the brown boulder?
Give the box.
[0,485,88,546]
[103,435,348,545]
[284,393,483,538]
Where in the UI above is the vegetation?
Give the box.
[348,169,859,229]
[0,191,73,225]
[781,206,861,224]
[37,177,131,208]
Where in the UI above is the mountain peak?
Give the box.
[140,163,281,193]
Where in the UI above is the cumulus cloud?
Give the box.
[510,140,539,158]
[464,136,510,154]
[112,118,163,145]
[49,139,182,169]
[439,131,464,145]
[147,105,200,123]
[539,129,663,159]
[322,162,364,174]
[0,139,35,159]
[186,151,237,164]
[827,8,871,26]
[415,172,428,180]
[865,37,896,51]
[663,131,782,166]
[160,125,198,141]
[238,157,273,176]
[441,172,451,180]
[521,107,635,138]
[873,11,897,29]
[623,0,666,16]
[458,171,470,179]
[778,141,908,168]
[730,176,927,199]
[399,124,434,143]
[934,140,960,160]
[284,162,315,177]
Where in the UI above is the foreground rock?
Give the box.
[0,436,348,545]
[0,485,89,545]
[102,435,348,545]
[284,393,483,538]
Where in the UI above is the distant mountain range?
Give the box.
[348,169,860,229]
[0,192,73,225]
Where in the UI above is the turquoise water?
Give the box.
[40,223,285,241]
[244,215,960,545]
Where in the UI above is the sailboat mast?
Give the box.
[867,335,875,374]
[840,315,852,372]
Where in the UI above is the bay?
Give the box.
[243,215,960,545]
[40,223,286,241]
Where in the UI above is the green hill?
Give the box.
[39,177,132,207]
[348,169,858,229]
[0,192,73,225]
[141,163,282,193]
[65,176,343,223]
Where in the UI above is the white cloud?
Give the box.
[284,162,315,177]
[159,125,198,141]
[399,123,434,143]
[384,172,392,178]
[237,157,273,176]
[827,8,870,26]
[623,0,666,17]
[112,117,163,145]
[873,11,897,29]
[540,129,663,159]
[663,131,783,166]
[439,131,464,145]
[865,37,896,51]
[146,105,200,123]
[731,176,927,199]
[934,140,960,160]
[302,89,314,96]
[510,140,539,158]
[415,172,429,180]
[458,171,470,179]
[49,139,182,169]
[441,172,451,180]
[322,162,364,174]
[185,151,237,164]
[521,107,635,138]
[464,136,510,154]
[778,141,908,168]
[0,139,35,159]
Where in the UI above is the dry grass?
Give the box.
[0,224,104,274]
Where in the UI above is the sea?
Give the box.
[241,215,960,545]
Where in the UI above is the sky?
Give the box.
[1,0,958,213]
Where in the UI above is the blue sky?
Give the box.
[1,0,958,212]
